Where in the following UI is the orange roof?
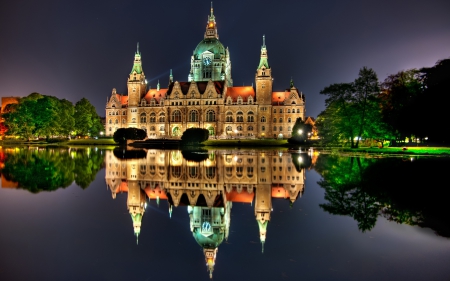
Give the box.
[113,93,128,105]
[144,88,168,104]
[225,189,254,203]
[271,187,289,199]
[117,181,128,193]
[226,86,255,102]
[144,184,168,200]
[271,91,289,104]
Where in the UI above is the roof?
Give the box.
[193,38,226,59]
[144,88,168,104]
[271,88,305,105]
[225,188,254,203]
[167,81,225,96]
[226,86,255,101]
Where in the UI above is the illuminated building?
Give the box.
[105,5,306,139]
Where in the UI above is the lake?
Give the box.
[0,147,449,281]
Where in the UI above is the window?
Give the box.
[159,126,164,131]
[261,126,265,131]
[287,109,291,113]
[206,110,215,122]
[131,118,136,123]
[189,110,199,122]
[279,109,283,113]
[273,126,277,131]
[248,126,253,131]
[288,117,292,123]
[297,109,300,113]
[226,126,232,131]
[226,111,233,122]
[279,126,283,131]
[206,167,215,179]
[237,125,243,131]
[236,111,243,122]
[288,126,292,131]
[260,116,266,122]
[247,111,254,122]
[150,126,155,131]
[273,109,277,113]
[109,119,112,124]
[122,119,126,124]
[279,118,283,123]
[140,113,147,123]
[159,113,165,122]
[171,110,182,122]
[273,118,277,123]
[150,113,156,123]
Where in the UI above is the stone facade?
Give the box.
[105,7,305,139]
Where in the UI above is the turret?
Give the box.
[255,35,273,105]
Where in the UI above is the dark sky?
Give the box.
[1,0,449,117]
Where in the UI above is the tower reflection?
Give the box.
[105,149,309,278]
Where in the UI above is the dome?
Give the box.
[192,227,225,248]
[193,38,226,60]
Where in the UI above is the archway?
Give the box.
[208,126,215,136]
[172,126,181,137]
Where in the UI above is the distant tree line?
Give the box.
[2,93,103,140]
[316,58,450,147]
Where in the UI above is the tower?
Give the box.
[127,43,147,127]
[189,4,232,85]
[255,35,272,105]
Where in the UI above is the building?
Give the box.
[105,6,306,139]
[105,149,307,278]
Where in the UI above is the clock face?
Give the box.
[203,57,212,66]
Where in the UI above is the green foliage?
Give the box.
[289,118,312,144]
[113,128,147,144]
[0,147,104,192]
[3,93,99,139]
[318,67,393,147]
[74,98,103,136]
[315,155,450,237]
[181,128,209,145]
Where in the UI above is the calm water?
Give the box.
[0,147,449,281]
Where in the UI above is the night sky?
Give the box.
[1,0,449,118]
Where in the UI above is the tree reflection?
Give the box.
[315,155,450,237]
[1,147,104,192]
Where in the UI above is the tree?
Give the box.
[113,128,147,144]
[74,98,103,136]
[288,118,312,144]
[181,128,209,145]
[318,67,388,148]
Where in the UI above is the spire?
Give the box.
[257,35,269,70]
[205,3,218,39]
[290,77,294,88]
[130,43,143,75]
[136,42,140,54]
[169,69,173,84]
[157,80,160,91]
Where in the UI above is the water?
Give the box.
[0,147,449,281]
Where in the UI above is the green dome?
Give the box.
[194,38,226,60]
[192,227,225,249]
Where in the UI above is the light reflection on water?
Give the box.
[0,147,449,281]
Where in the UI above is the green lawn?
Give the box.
[203,139,288,147]
[335,146,450,155]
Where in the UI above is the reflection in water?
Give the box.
[314,155,450,237]
[0,147,105,192]
[105,149,310,278]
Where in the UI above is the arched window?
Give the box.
[227,96,232,105]
[131,118,136,123]
[205,167,215,179]
[288,117,292,123]
[150,113,156,123]
[279,109,283,113]
[297,109,300,113]
[260,116,266,122]
[122,119,126,124]
[273,126,277,131]
[247,111,254,122]
[287,109,291,113]
[248,126,253,131]
[159,113,165,122]
[273,118,277,123]
[261,126,265,131]
[279,118,283,123]
[237,96,243,105]
[150,126,155,131]
[115,119,118,124]
[206,110,215,122]
[279,126,283,131]
[236,111,243,122]
[226,126,232,131]
[189,110,199,122]
[159,126,164,131]
[171,110,182,122]
[248,96,253,104]
[140,113,147,123]
[109,119,112,124]
[273,109,277,113]
[226,112,233,122]
[237,125,243,131]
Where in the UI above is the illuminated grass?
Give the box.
[203,139,288,147]
[339,147,450,155]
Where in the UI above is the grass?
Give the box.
[203,139,288,147]
[325,146,450,156]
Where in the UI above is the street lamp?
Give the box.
[298,129,303,135]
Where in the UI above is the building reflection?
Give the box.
[105,149,309,278]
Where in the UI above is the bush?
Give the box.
[181,128,209,145]
[113,128,147,144]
